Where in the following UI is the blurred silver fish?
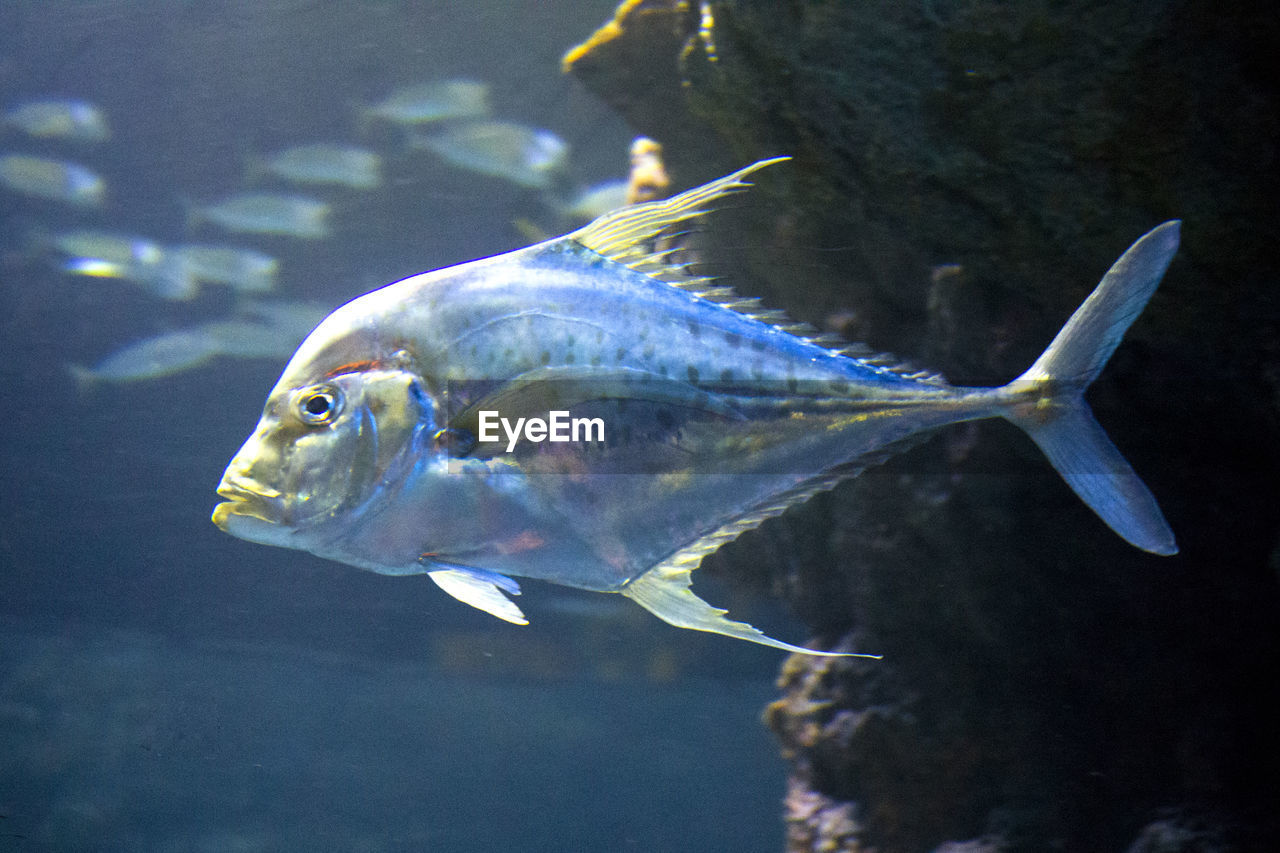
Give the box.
[3,99,110,142]
[258,143,382,190]
[1,154,104,207]
[191,193,330,239]
[362,78,491,127]
[69,326,222,385]
[70,309,324,386]
[203,301,329,361]
[53,229,163,269]
[51,229,196,300]
[411,120,568,189]
[235,299,330,336]
[201,319,303,360]
[166,245,279,294]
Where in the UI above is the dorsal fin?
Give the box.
[569,157,790,268]
[569,157,947,386]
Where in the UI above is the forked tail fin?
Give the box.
[1004,221,1180,555]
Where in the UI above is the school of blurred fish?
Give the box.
[2,82,630,384]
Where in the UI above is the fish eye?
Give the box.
[295,385,343,426]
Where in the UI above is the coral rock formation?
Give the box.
[567,2,1280,851]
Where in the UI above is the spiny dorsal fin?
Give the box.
[569,157,789,266]
[570,157,948,386]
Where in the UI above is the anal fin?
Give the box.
[621,562,879,658]
[618,452,934,657]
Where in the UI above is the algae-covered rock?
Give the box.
[568,2,1280,851]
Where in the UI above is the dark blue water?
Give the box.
[0,2,796,849]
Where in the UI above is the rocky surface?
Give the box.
[566,2,1280,851]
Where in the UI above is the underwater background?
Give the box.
[3,1,1278,851]
[0,2,791,850]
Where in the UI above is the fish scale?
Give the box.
[213,159,1180,657]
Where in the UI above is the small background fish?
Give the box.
[3,98,110,142]
[410,120,569,189]
[255,143,382,190]
[360,78,492,127]
[190,193,331,238]
[0,153,104,206]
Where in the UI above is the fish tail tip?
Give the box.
[179,197,202,233]
[66,364,98,390]
[352,104,375,135]
[1141,532,1179,557]
[806,645,883,659]
[1147,219,1181,253]
[242,152,267,185]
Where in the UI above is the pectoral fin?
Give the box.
[427,567,528,625]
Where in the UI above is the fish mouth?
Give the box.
[212,476,284,532]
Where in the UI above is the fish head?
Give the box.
[213,348,434,550]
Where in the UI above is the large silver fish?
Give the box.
[212,159,1179,656]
